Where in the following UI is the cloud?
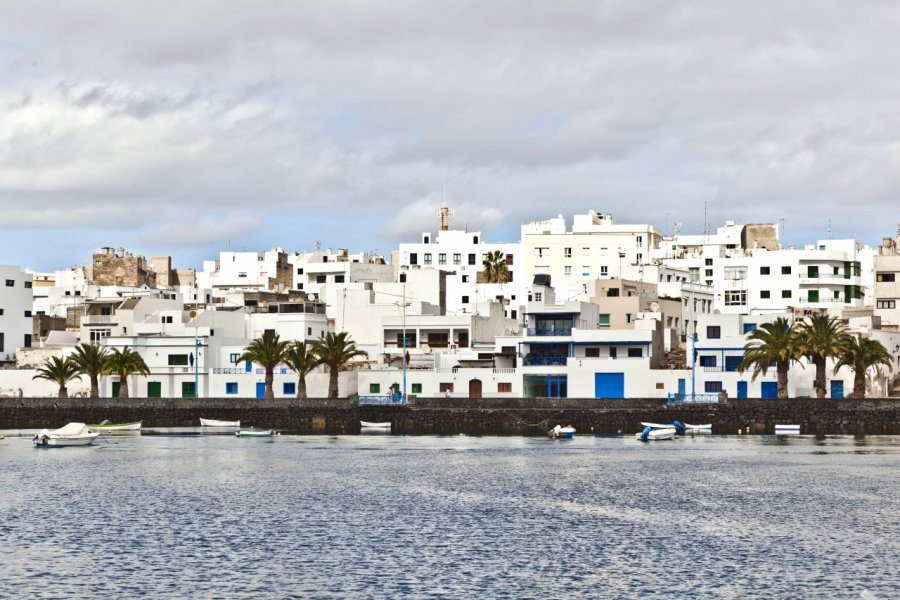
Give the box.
[135,213,263,248]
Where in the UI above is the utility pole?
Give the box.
[395,283,411,404]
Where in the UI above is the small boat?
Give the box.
[360,421,391,429]
[548,425,576,439]
[636,425,676,441]
[235,430,273,437]
[682,423,712,432]
[88,420,142,432]
[33,423,100,447]
[775,424,800,435]
[641,421,689,434]
[200,418,240,428]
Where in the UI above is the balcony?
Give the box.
[526,327,572,336]
[523,356,568,366]
[82,315,117,325]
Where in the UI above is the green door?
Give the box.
[147,381,162,398]
[111,381,120,398]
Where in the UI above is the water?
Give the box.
[1,432,898,599]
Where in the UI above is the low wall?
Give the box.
[1,397,899,435]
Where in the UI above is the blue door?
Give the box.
[256,382,266,398]
[678,378,686,397]
[760,381,778,399]
[245,360,253,373]
[595,373,625,398]
[737,381,748,398]
[830,380,844,399]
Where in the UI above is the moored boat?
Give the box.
[88,420,142,432]
[775,424,800,435]
[548,425,576,439]
[200,418,240,428]
[33,423,100,447]
[360,421,391,429]
[235,429,273,437]
[682,423,712,432]
[636,425,676,441]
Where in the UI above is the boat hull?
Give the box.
[636,427,676,441]
[235,430,273,437]
[200,418,240,428]
[34,433,99,447]
[89,421,142,432]
[360,421,391,429]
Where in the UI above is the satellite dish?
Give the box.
[309,294,317,301]
[649,302,660,313]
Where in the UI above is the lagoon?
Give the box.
[1,432,898,598]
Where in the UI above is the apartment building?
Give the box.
[0,265,33,362]
[874,236,900,330]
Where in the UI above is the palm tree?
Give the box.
[106,347,151,399]
[796,315,852,398]
[238,331,290,399]
[283,341,319,399]
[738,317,802,399]
[833,335,893,398]
[310,331,367,398]
[480,250,509,284]
[70,343,110,398]
[33,356,81,398]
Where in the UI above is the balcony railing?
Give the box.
[82,315,116,325]
[667,393,721,404]
[523,356,568,366]
[358,394,404,405]
[526,327,572,336]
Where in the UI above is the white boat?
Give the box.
[33,423,100,447]
[88,420,142,432]
[641,422,673,429]
[200,418,240,428]
[235,429,273,437]
[682,423,712,432]
[636,426,676,441]
[548,425,576,439]
[360,421,391,429]
[775,424,800,434]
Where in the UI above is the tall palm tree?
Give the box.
[283,341,319,399]
[310,331,367,398]
[70,343,110,398]
[738,317,802,399]
[33,356,81,398]
[106,347,151,399]
[480,250,509,284]
[833,335,893,398]
[796,315,852,398]
[238,330,290,399]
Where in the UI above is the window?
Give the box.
[297,268,304,275]
[369,383,381,394]
[877,300,897,309]
[505,254,514,266]
[877,273,897,282]
[689,267,699,282]
[705,381,723,393]
[399,274,406,283]
[636,253,642,263]
[316,275,327,283]
[535,247,549,258]
[707,326,721,339]
[807,290,819,303]
[308,327,312,335]
[699,355,717,367]
[162,315,173,324]
[705,259,713,266]
[89,329,110,343]
[334,275,345,283]
[411,383,422,394]
[462,296,469,304]
[585,348,600,358]
[461,275,468,283]
[181,382,196,398]
[438,254,446,265]
[230,353,240,364]
[600,266,609,277]
[424,254,432,265]
[439,382,454,392]
[743,323,757,334]
[582,247,590,257]
[724,291,747,306]
[564,247,572,258]
[24,281,32,288]
[226,382,238,395]
[606,288,620,297]
[582,266,590,277]
[724,267,747,280]
[4,279,13,287]
[283,382,296,395]
[705,269,713,277]
[498,382,512,393]
[781,266,791,274]
[564,266,572,275]
[636,235,643,245]
[627,347,642,358]
[297,283,304,289]
[534,292,542,302]
[410,253,417,265]
[782,290,792,298]
[760,266,770,275]
[453,254,461,265]
[169,354,189,366]
[468,253,476,265]
[598,314,610,328]
[760,290,770,299]
[24,310,32,317]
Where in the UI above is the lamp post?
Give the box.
[394,282,411,404]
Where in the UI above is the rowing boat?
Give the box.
[360,421,391,429]
[88,420,142,432]
[636,425,676,441]
[200,418,240,428]
[33,423,100,447]
[235,430,273,437]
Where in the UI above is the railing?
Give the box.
[667,393,721,404]
[523,356,568,366]
[256,367,291,375]
[82,315,116,325]
[526,327,572,336]
[358,394,404,405]
[213,368,247,375]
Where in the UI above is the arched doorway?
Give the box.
[468,378,482,399]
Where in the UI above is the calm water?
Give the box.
[1,432,898,599]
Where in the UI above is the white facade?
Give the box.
[197,248,291,293]
[873,236,900,329]
[0,265,34,362]
[289,249,393,297]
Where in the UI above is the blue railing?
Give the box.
[358,394,405,405]
[526,327,573,336]
[667,393,721,404]
[523,356,568,366]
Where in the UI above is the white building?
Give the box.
[197,248,293,295]
[873,236,900,330]
[288,249,393,297]
[0,265,34,362]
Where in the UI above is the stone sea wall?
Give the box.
[2,396,899,435]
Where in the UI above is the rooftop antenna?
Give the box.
[703,201,709,243]
[827,219,832,239]
[315,241,321,251]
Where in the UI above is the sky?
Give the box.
[2,1,900,272]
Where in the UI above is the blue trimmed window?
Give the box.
[742,323,757,334]
[226,382,238,395]
[283,382,296,395]
[229,353,240,364]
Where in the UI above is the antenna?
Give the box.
[827,220,832,239]
[703,201,708,242]
[315,241,321,251]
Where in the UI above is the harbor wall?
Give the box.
[2,397,900,435]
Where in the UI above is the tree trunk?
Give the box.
[777,362,789,398]
[815,357,827,398]
[296,376,307,399]
[119,377,129,399]
[265,369,274,399]
[329,368,339,399]
[853,371,866,398]
[58,385,68,399]
[90,375,100,398]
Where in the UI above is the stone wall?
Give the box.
[2,397,899,435]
